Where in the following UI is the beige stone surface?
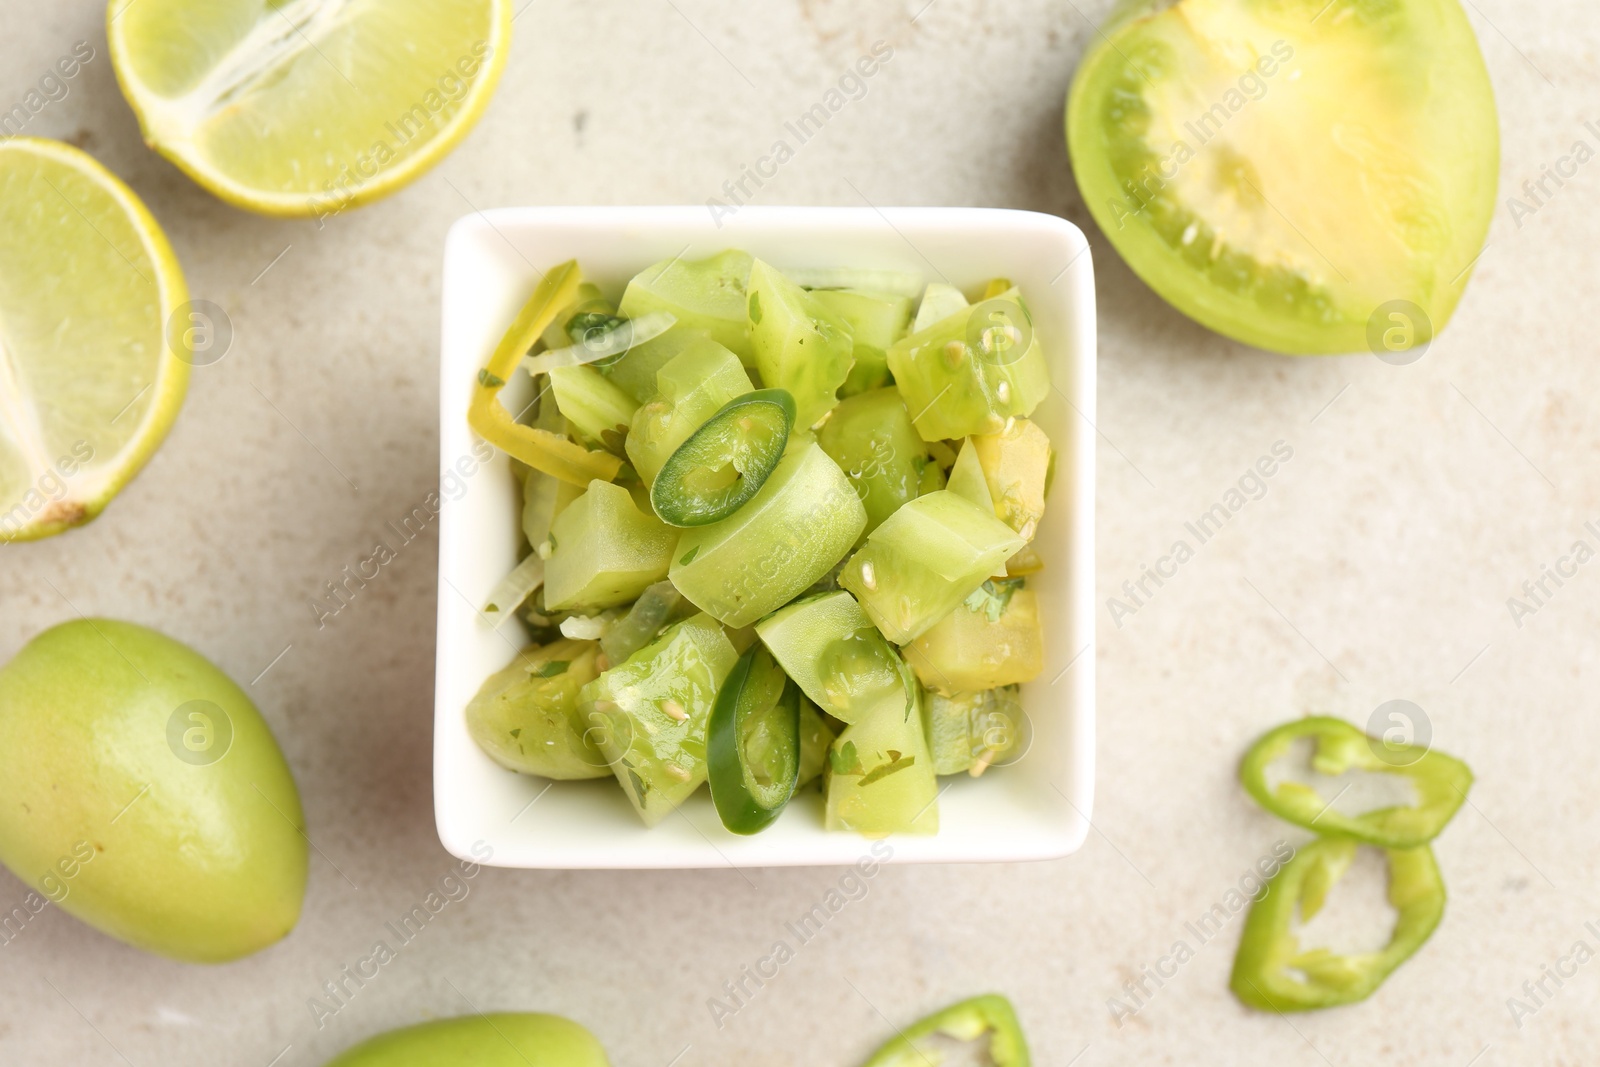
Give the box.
[3,1,1599,1064]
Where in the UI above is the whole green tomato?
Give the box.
[323,1013,611,1066]
[0,618,307,962]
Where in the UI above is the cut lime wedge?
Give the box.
[0,138,189,541]
[108,0,512,217]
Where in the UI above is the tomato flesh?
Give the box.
[1066,0,1498,354]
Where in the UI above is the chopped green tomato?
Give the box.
[468,261,623,486]
[1231,838,1446,1012]
[651,389,796,527]
[904,583,1043,693]
[813,289,913,397]
[754,591,901,724]
[626,338,754,485]
[817,388,944,537]
[544,481,677,612]
[888,293,1050,441]
[911,282,970,333]
[549,364,640,456]
[599,581,695,667]
[747,259,856,428]
[972,418,1051,539]
[708,645,802,834]
[788,267,924,298]
[465,640,610,780]
[723,624,759,654]
[923,687,1024,776]
[797,697,835,787]
[618,249,754,363]
[945,438,994,513]
[1004,543,1044,577]
[839,491,1027,644]
[600,326,710,404]
[582,614,739,826]
[824,664,938,837]
[862,994,1031,1067]
[1240,717,1474,848]
[670,443,867,628]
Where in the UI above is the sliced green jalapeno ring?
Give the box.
[651,388,795,527]
[708,644,801,835]
[1239,716,1473,848]
[862,994,1031,1067]
[1231,837,1446,1013]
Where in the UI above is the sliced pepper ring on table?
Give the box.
[1230,837,1446,1013]
[861,994,1031,1066]
[1239,716,1473,848]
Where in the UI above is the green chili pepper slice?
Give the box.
[1239,716,1473,848]
[862,994,1030,1066]
[707,644,801,834]
[650,388,795,527]
[1231,837,1446,1013]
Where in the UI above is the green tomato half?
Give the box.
[1066,0,1498,355]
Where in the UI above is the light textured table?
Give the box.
[3,2,1598,1065]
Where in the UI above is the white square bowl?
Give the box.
[435,206,1095,868]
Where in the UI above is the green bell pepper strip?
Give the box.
[1230,837,1446,1012]
[651,389,795,527]
[862,994,1030,1067]
[707,644,801,834]
[1239,716,1473,848]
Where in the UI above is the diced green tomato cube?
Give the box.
[838,490,1026,643]
[972,417,1052,540]
[945,438,994,514]
[797,698,835,787]
[549,364,639,455]
[817,388,945,537]
[747,259,855,428]
[670,443,866,628]
[755,590,900,724]
[911,282,969,333]
[887,293,1051,440]
[904,585,1043,693]
[600,325,709,404]
[825,676,938,836]
[617,249,754,363]
[465,639,610,780]
[625,338,753,485]
[544,480,677,611]
[813,289,913,397]
[582,614,739,826]
[922,687,1025,775]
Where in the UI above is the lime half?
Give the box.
[0,138,189,542]
[108,0,513,218]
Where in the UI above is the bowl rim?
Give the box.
[435,204,1096,868]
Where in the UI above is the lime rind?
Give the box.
[107,0,513,217]
[0,138,189,542]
